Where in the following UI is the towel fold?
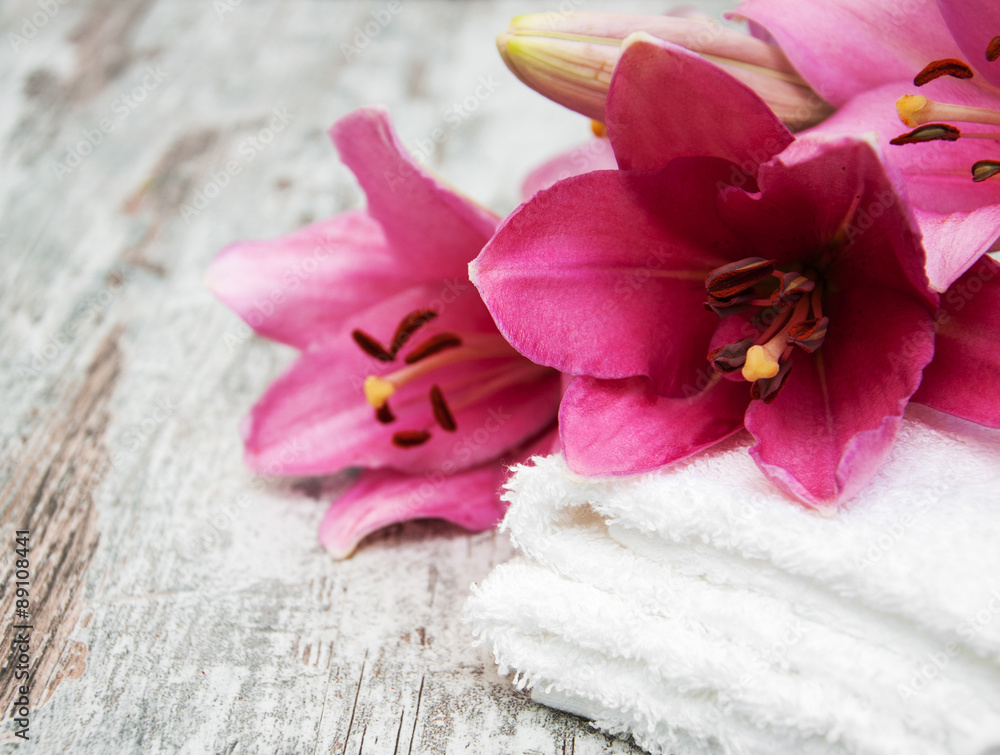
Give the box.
[464,406,1000,755]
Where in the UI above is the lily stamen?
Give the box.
[445,361,553,414]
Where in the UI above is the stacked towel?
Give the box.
[465,405,1000,755]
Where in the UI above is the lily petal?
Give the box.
[735,0,961,106]
[319,466,506,558]
[915,206,1000,291]
[330,107,499,281]
[207,211,412,350]
[560,375,748,475]
[913,256,1000,427]
[521,137,617,198]
[319,428,558,558]
[471,158,748,395]
[936,0,1000,88]
[607,33,793,173]
[746,287,936,506]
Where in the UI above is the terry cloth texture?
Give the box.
[464,405,1000,755]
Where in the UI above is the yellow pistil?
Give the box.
[896,94,1000,128]
[361,333,520,409]
[742,345,780,382]
[896,95,929,127]
[364,376,396,409]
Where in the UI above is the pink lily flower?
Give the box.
[736,0,1000,292]
[208,107,560,557]
[470,34,1000,507]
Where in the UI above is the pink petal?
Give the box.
[913,256,1000,427]
[471,159,749,396]
[207,211,412,350]
[243,298,562,477]
[746,287,936,507]
[329,107,499,281]
[319,429,559,558]
[560,375,748,475]
[606,33,792,173]
[735,0,962,106]
[937,0,1000,88]
[915,207,1000,292]
[521,137,617,199]
[318,466,506,559]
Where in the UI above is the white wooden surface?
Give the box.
[0,1,733,752]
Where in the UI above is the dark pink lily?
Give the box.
[736,0,1000,292]
[208,107,560,557]
[470,34,1000,507]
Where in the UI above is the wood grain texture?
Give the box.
[0,0,733,751]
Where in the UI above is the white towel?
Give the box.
[464,405,1000,755]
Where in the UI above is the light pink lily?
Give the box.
[208,107,560,558]
[471,34,1000,507]
[736,0,1000,292]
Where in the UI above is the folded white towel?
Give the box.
[464,405,1000,755]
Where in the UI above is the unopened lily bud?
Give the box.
[497,12,833,130]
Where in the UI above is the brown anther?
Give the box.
[914,58,974,86]
[704,295,754,318]
[404,333,463,364]
[391,430,432,448]
[890,123,962,145]
[770,271,816,303]
[375,403,396,424]
[389,309,438,357]
[987,36,1000,62]
[750,361,793,404]
[972,160,1000,183]
[352,329,393,361]
[429,385,457,432]
[707,337,754,374]
[787,317,829,354]
[706,257,776,301]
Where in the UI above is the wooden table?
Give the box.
[0,1,730,751]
